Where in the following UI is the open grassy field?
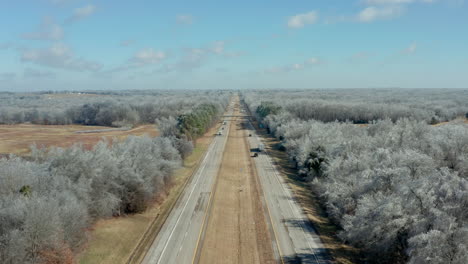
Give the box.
[0,124,158,155]
[77,122,221,264]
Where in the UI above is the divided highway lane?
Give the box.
[246,121,331,264]
[141,106,233,264]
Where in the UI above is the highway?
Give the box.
[141,97,330,264]
[141,102,234,264]
[245,120,331,264]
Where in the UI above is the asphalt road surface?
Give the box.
[141,103,234,264]
[142,98,330,264]
[195,102,277,264]
[246,121,331,264]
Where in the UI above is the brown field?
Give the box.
[197,105,276,264]
[433,117,468,126]
[0,124,158,155]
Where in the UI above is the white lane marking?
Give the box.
[262,142,321,262]
[156,137,218,264]
[248,121,323,263]
[155,110,234,264]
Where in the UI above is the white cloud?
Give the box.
[349,52,374,62]
[207,41,244,58]
[23,68,56,79]
[223,51,245,58]
[175,48,207,70]
[265,66,286,74]
[22,17,64,41]
[176,14,194,25]
[74,4,96,17]
[307,57,321,65]
[131,48,166,65]
[401,42,417,54]
[0,72,16,81]
[357,6,405,22]
[66,4,96,23]
[211,41,225,54]
[104,48,167,74]
[287,11,319,28]
[364,0,437,4]
[21,43,102,72]
[106,40,241,75]
[175,41,242,70]
[265,57,322,73]
[0,42,13,49]
[327,0,441,24]
[120,40,135,47]
[49,0,73,4]
[364,0,414,4]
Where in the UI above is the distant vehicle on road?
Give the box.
[252,153,258,157]
[258,144,264,152]
[248,133,252,137]
[217,131,222,136]
[223,121,226,125]
[250,144,264,153]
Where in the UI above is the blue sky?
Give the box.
[0,0,467,91]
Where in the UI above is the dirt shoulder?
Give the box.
[197,102,276,264]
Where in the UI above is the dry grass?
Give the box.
[433,117,468,126]
[77,122,221,264]
[0,124,158,155]
[251,120,362,264]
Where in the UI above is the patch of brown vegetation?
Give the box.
[433,117,468,126]
[39,244,74,264]
[0,124,158,155]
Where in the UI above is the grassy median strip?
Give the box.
[77,131,216,264]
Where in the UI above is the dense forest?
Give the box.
[0,90,229,126]
[0,90,229,263]
[244,89,468,124]
[243,89,468,264]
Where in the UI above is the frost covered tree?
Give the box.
[242,90,468,263]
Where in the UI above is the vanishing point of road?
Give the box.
[141,96,330,264]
